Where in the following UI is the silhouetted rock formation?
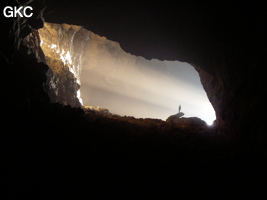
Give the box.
[166,111,207,127]
[166,112,184,122]
[167,116,207,127]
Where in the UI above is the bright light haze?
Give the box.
[80,32,216,125]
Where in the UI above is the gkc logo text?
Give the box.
[3,6,33,18]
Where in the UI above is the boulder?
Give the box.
[167,113,207,127]
[166,112,184,123]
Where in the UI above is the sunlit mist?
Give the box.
[38,22,216,125]
[80,32,216,125]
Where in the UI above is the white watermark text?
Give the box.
[3,6,33,18]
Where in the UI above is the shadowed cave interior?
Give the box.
[1,0,267,198]
[38,22,216,125]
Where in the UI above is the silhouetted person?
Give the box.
[178,105,181,113]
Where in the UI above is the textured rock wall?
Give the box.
[36,22,90,107]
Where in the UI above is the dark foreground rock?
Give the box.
[166,111,207,126]
[1,106,264,198]
[167,116,207,126]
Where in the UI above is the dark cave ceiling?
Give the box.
[44,1,266,61]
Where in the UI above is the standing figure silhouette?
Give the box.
[178,105,181,113]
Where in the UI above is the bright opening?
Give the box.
[38,22,216,125]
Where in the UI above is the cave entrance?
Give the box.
[38,22,216,125]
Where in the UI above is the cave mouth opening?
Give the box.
[38,22,216,125]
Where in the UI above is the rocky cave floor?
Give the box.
[2,103,266,198]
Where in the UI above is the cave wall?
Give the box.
[0,0,49,117]
[43,1,267,141]
[1,0,266,143]
[0,0,82,114]
[36,22,89,107]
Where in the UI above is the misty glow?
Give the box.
[80,31,216,125]
[38,23,216,125]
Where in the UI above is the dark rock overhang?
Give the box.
[44,1,265,63]
[43,1,267,139]
[1,0,267,139]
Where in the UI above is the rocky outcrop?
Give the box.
[82,105,112,116]
[45,67,81,107]
[36,23,90,107]
[168,116,207,127]
[166,112,207,127]
[23,23,82,107]
[166,112,185,122]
